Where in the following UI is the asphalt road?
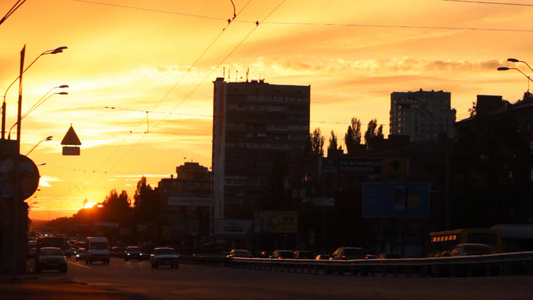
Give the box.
[4,257,533,299]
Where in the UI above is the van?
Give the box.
[86,236,110,264]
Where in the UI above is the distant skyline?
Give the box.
[0,0,531,220]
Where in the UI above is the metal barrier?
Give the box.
[179,251,533,277]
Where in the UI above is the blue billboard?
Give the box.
[363,182,430,218]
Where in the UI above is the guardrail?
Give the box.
[179,251,533,277]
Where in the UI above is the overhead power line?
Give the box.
[0,0,26,26]
[73,0,533,33]
[443,0,533,6]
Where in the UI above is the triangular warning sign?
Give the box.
[61,125,81,146]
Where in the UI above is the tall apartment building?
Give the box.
[390,89,456,141]
[212,77,311,220]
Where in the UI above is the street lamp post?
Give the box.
[1,46,67,139]
[26,136,52,156]
[507,58,533,72]
[7,86,68,139]
[497,66,533,91]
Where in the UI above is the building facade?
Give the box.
[212,78,311,222]
[157,162,213,246]
[390,89,456,141]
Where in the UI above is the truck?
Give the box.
[86,236,110,264]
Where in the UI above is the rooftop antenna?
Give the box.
[246,68,249,82]
[236,70,238,82]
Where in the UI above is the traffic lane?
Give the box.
[66,257,533,300]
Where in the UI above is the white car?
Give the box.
[35,247,67,273]
[150,247,179,269]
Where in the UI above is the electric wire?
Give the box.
[443,0,533,6]
[0,0,26,26]
[72,0,533,33]
[70,0,258,197]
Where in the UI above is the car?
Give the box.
[293,250,314,259]
[124,246,144,261]
[75,248,88,261]
[65,245,76,258]
[110,246,125,258]
[35,247,67,273]
[329,247,367,260]
[227,249,253,258]
[447,243,495,256]
[269,250,294,259]
[150,247,179,269]
[28,247,37,258]
[315,253,331,260]
[446,243,498,276]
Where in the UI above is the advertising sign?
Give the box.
[254,210,297,233]
[216,219,253,237]
[363,182,430,218]
[320,158,383,175]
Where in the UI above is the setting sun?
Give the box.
[1,0,531,221]
[82,201,97,209]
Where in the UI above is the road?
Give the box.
[25,257,533,299]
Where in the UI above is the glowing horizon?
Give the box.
[2,0,531,220]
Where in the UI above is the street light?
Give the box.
[26,135,52,156]
[507,58,533,72]
[1,46,67,139]
[498,66,533,91]
[7,88,68,139]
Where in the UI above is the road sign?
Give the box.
[0,154,40,200]
[382,158,408,175]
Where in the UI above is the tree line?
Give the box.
[308,117,384,156]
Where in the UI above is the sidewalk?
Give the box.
[0,274,136,299]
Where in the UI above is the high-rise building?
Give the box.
[212,78,310,220]
[390,89,456,141]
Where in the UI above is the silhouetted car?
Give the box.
[315,253,331,260]
[447,243,494,256]
[110,246,125,257]
[329,247,367,260]
[270,250,294,259]
[75,248,87,261]
[35,247,67,273]
[150,247,179,269]
[293,250,314,259]
[124,246,144,261]
[227,249,253,258]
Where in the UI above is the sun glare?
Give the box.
[83,201,97,209]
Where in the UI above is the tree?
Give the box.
[309,128,325,156]
[102,189,131,224]
[344,117,361,154]
[328,130,339,151]
[364,119,384,143]
[133,176,159,224]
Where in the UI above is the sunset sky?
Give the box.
[1,0,531,220]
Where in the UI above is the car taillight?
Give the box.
[341,255,346,259]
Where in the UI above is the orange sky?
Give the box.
[0,0,531,220]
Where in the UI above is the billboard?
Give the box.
[254,211,297,233]
[363,182,430,218]
[320,158,383,174]
[215,219,253,237]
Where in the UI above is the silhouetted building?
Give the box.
[453,93,533,228]
[157,162,213,246]
[390,89,456,141]
[212,78,311,221]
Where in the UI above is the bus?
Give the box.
[426,228,502,257]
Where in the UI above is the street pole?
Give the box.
[11,45,25,277]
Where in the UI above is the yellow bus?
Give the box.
[426,228,502,257]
